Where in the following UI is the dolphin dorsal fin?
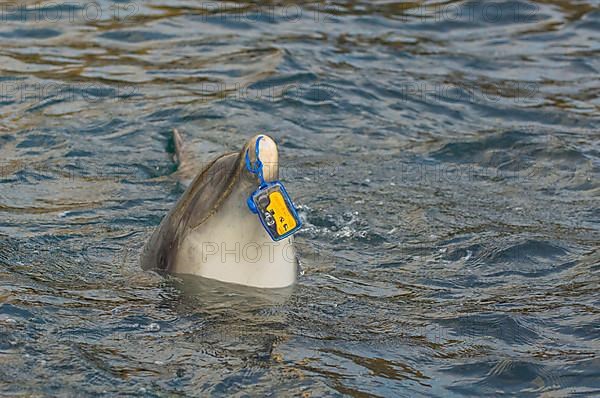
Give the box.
[172,128,197,186]
[173,128,186,165]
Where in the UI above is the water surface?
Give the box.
[0,0,599,396]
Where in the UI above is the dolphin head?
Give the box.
[141,132,298,287]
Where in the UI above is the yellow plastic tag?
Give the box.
[266,191,297,235]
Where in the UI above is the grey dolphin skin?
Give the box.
[141,131,298,288]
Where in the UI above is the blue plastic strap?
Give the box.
[245,135,266,187]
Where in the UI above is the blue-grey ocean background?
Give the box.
[0,0,598,396]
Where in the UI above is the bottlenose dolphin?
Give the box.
[141,131,299,288]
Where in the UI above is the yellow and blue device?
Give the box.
[245,136,302,241]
